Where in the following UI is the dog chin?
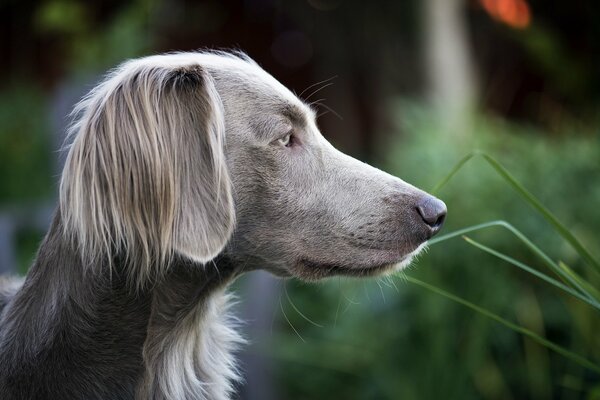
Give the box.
[389,242,428,273]
[292,242,429,281]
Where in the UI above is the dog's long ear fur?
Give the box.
[60,60,234,288]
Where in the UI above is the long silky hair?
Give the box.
[60,59,235,289]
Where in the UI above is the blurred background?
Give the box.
[1,0,599,398]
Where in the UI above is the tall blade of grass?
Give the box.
[430,151,600,275]
[428,220,592,299]
[462,236,600,310]
[428,220,506,245]
[430,152,476,195]
[404,276,600,375]
[558,261,600,301]
[481,154,600,275]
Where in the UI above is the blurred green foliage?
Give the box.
[35,0,154,73]
[0,85,53,203]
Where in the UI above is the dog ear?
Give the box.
[167,66,235,265]
[60,60,234,287]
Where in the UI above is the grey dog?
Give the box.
[0,52,446,400]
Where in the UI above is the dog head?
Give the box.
[60,52,446,286]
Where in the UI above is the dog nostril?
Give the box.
[416,196,447,235]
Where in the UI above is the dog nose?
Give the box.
[416,195,447,237]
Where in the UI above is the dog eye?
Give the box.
[277,133,293,147]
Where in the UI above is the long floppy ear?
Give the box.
[60,59,234,287]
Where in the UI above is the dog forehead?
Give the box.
[122,52,310,115]
[201,55,309,110]
[210,62,300,107]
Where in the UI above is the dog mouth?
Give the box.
[293,244,427,280]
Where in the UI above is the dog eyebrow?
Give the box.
[281,104,311,128]
[253,103,314,142]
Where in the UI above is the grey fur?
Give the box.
[0,51,444,399]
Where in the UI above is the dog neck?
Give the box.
[0,212,244,400]
[137,255,243,400]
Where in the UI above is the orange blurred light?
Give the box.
[479,0,531,29]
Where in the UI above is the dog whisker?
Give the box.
[299,75,337,99]
[284,283,323,328]
[279,294,305,343]
[312,101,343,121]
[375,279,386,304]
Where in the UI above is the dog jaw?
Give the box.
[291,242,429,281]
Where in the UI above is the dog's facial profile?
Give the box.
[216,61,446,280]
[61,52,446,286]
[0,51,446,400]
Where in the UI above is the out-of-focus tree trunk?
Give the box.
[0,216,16,274]
[237,271,279,400]
[423,0,477,130]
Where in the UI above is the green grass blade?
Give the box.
[428,220,507,245]
[428,220,592,299]
[481,154,600,275]
[404,276,600,375]
[463,236,600,310]
[430,152,477,195]
[430,151,600,275]
[558,261,600,302]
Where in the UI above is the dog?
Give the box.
[0,51,446,400]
